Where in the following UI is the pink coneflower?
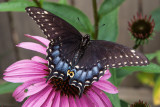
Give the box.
[3,34,118,107]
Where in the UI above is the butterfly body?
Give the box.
[26,7,149,96]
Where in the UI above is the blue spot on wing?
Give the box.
[86,70,93,79]
[73,70,82,79]
[97,63,101,68]
[92,66,99,75]
[56,61,64,71]
[61,62,69,72]
[52,50,60,57]
[79,72,87,82]
[53,56,60,64]
[53,46,59,50]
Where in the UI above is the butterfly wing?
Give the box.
[69,40,149,95]
[26,7,82,80]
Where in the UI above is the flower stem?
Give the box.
[133,40,141,49]
[33,0,42,8]
[92,0,99,40]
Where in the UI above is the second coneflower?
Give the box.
[128,13,155,49]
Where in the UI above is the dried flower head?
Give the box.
[128,13,155,47]
[130,100,150,107]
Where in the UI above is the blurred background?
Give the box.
[0,0,160,106]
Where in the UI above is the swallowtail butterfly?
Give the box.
[26,7,149,96]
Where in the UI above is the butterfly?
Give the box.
[26,7,149,96]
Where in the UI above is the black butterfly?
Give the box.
[26,7,149,96]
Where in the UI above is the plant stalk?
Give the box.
[33,0,42,8]
[92,0,99,40]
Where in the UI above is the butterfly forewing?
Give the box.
[78,40,149,69]
[25,7,82,41]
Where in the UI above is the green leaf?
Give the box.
[105,92,121,107]
[156,51,160,64]
[153,76,160,105]
[116,62,160,85]
[58,0,68,5]
[0,0,36,12]
[114,68,133,86]
[98,8,118,42]
[120,100,129,107]
[120,63,160,73]
[107,69,121,107]
[151,7,160,32]
[99,0,125,17]
[145,53,156,61]
[43,2,93,35]
[0,82,21,94]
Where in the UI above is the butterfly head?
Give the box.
[81,34,90,47]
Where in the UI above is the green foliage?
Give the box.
[0,0,36,12]
[58,0,68,5]
[120,100,129,107]
[151,7,160,32]
[43,2,93,35]
[120,63,160,73]
[0,82,21,94]
[107,69,121,107]
[156,51,160,64]
[98,9,118,42]
[146,53,157,61]
[99,0,125,17]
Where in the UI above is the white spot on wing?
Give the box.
[75,65,79,69]
[93,77,97,80]
[53,71,58,74]
[37,12,40,14]
[125,55,128,57]
[44,11,48,14]
[85,80,90,84]
[45,19,49,21]
[41,24,44,27]
[131,50,135,53]
[51,65,54,68]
